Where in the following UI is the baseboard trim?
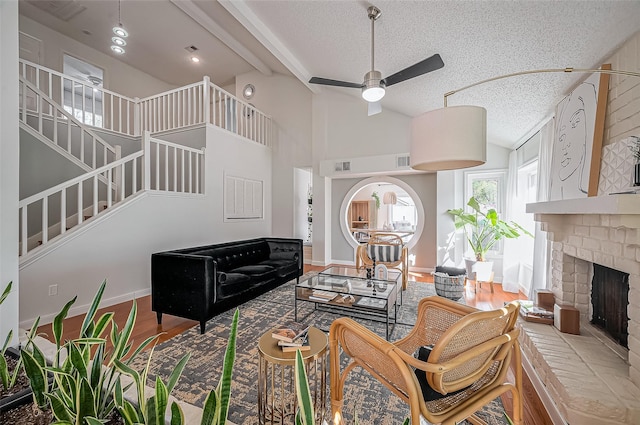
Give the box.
[310,260,327,267]
[20,287,151,329]
[409,267,434,274]
[521,349,567,425]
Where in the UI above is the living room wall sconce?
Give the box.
[410,66,640,172]
[243,84,255,100]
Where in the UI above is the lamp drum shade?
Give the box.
[410,105,487,171]
[383,191,397,205]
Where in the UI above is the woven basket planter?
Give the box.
[434,273,465,300]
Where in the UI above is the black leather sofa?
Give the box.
[152,237,303,333]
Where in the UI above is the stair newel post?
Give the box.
[114,145,123,201]
[203,76,211,125]
[143,131,151,191]
[134,97,141,137]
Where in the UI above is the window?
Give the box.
[465,170,506,256]
[62,54,104,127]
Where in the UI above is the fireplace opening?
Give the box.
[591,263,629,348]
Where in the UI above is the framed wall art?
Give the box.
[549,64,610,200]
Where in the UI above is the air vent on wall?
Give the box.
[334,161,351,172]
[397,155,410,168]
[26,0,86,21]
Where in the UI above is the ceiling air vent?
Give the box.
[334,161,351,172]
[185,45,199,53]
[26,0,86,21]
[397,155,410,168]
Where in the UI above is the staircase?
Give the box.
[16,60,269,260]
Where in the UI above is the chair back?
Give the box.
[366,233,404,263]
[425,301,520,394]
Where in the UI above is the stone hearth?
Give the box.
[526,195,640,424]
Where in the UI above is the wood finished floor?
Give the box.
[37,264,551,425]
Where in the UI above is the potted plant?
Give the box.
[447,197,532,281]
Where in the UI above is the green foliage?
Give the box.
[294,350,313,425]
[0,281,23,392]
[21,280,158,423]
[370,192,381,210]
[114,308,239,425]
[447,197,533,261]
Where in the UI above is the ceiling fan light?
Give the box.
[362,86,385,102]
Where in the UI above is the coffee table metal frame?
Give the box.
[294,266,400,340]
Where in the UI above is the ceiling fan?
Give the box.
[309,5,444,116]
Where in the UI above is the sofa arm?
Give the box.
[265,238,303,274]
[151,252,218,318]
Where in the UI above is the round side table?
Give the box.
[258,326,328,425]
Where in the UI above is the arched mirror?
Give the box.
[340,177,424,251]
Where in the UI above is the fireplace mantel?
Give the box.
[527,194,640,215]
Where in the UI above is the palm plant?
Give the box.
[447,197,532,261]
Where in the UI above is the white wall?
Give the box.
[19,125,272,326]
[234,71,312,239]
[19,16,175,98]
[331,174,437,270]
[435,140,513,279]
[0,0,20,347]
[293,168,311,242]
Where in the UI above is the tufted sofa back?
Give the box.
[189,240,270,271]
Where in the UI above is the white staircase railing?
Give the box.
[19,60,138,136]
[19,151,144,256]
[144,132,205,193]
[19,76,120,171]
[19,134,206,257]
[139,81,205,133]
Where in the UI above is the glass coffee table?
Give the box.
[294,266,400,339]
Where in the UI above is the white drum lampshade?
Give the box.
[383,191,397,205]
[410,105,487,171]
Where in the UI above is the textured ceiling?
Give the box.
[18,0,640,148]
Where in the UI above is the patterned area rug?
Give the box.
[131,273,508,424]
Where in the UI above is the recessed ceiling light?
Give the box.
[113,26,128,38]
[112,36,126,46]
[190,56,200,63]
[111,45,125,54]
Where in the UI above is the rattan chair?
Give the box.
[355,233,409,289]
[329,296,523,425]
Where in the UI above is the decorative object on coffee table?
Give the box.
[258,327,327,425]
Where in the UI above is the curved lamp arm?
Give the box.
[443,67,640,106]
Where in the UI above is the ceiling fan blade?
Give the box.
[309,77,363,89]
[383,54,445,87]
[368,101,382,116]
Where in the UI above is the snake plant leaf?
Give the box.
[77,377,97,422]
[92,312,114,339]
[0,354,8,390]
[0,281,11,304]
[402,419,410,425]
[80,280,106,338]
[53,295,78,349]
[216,308,239,425]
[200,389,220,425]
[166,353,190,394]
[1,329,11,353]
[294,350,314,425]
[154,377,169,425]
[21,348,48,408]
[112,300,137,361]
[170,401,184,425]
[146,395,159,425]
[89,344,104,388]
[84,418,104,425]
[47,391,73,422]
[68,343,88,380]
[124,334,160,365]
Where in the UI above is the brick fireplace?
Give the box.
[525,195,640,424]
